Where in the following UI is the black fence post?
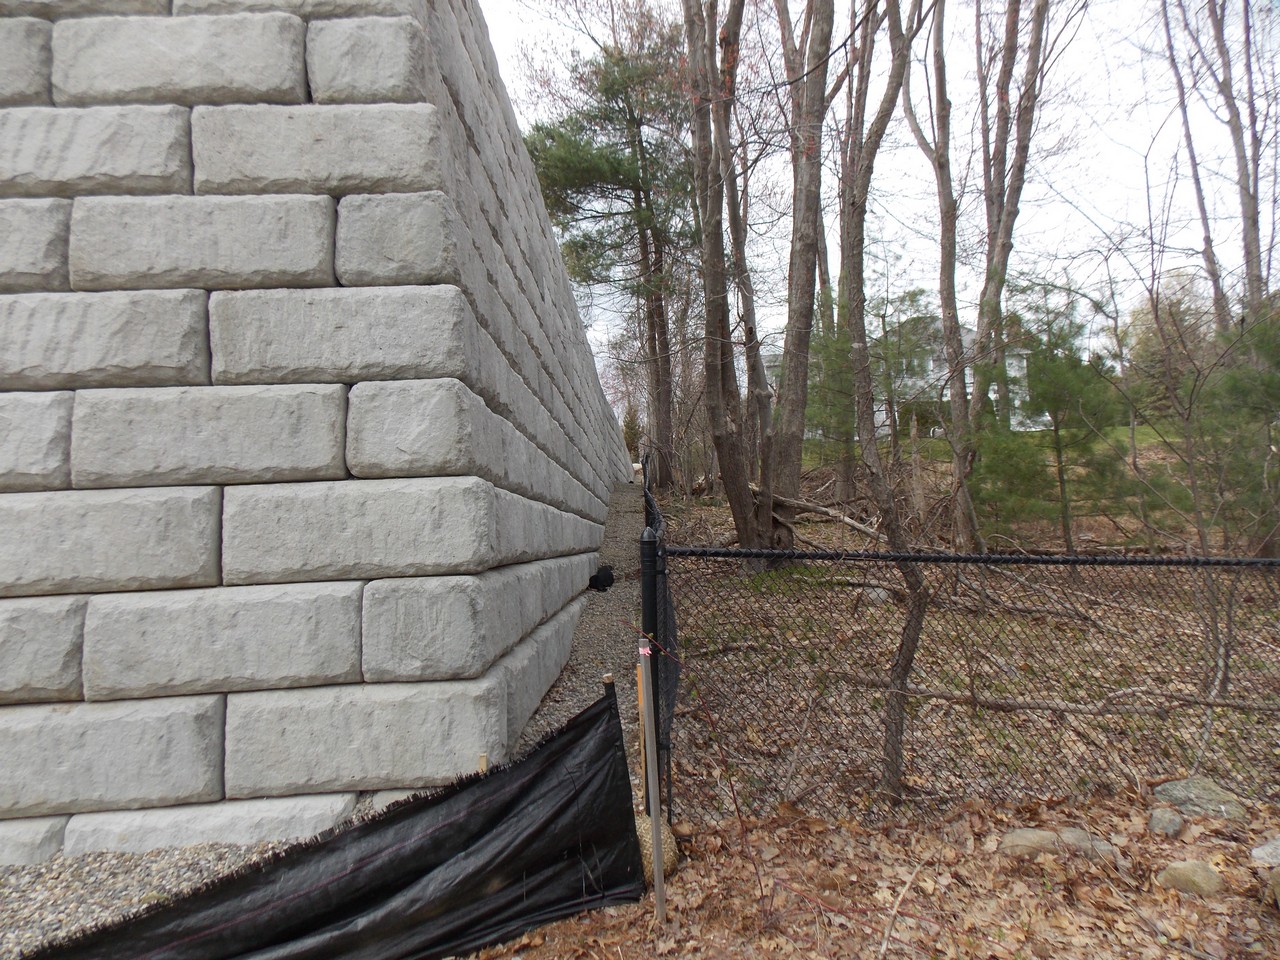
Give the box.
[640,526,660,818]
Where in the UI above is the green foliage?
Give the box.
[621,404,643,460]
[805,288,946,464]
[1122,283,1280,552]
[521,22,692,298]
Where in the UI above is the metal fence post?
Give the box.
[640,526,660,818]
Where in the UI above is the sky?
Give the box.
[472,0,1274,356]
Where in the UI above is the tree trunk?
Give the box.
[770,0,838,548]
[681,0,763,548]
[901,0,980,551]
[971,0,1049,430]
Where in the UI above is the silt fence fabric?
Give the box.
[25,688,644,960]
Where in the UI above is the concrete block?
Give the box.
[0,290,210,391]
[345,377,490,480]
[0,695,225,817]
[192,103,442,196]
[222,476,497,585]
[0,595,85,704]
[71,384,347,487]
[63,794,356,855]
[492,487,601,563]
[0,198,70,292]
[0,18,51,107]
[209,285,480,386]
[0,390,72,492]
[362,553,595,682]
[0,105,191,198]
[307,17,426,104]
[335,191,458,286]
[365,789,419,809]
[53,14,306,107]
[69,195,335,291]
[83,582,362,700]
[0,487,221,598]
[345,378,603,520]
[174,0,425,17]
[0,1,169,15]
[0,816,67,865]
[225,680,504,797]
[496,598,583,745]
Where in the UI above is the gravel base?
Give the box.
[0,482,647,958]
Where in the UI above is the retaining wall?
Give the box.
[0,0,631,864]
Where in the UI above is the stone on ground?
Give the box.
[1156,859,1224,897]
[1152,776,1246,821]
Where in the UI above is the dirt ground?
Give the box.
[473,491,1280,959]
[473,791,1279,959]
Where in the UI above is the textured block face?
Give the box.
[0,290,210,390]
[346,378,483,480]
[0,390,72,491]
[335,191,458,286]
[496,598,582,745]
[0,105,191,198]
[83,582,362,700]
[209,286,480,386]
[52,14,307,107]
[71,384,348,487]
[70,195,336,290]
[0,696,225,817]
[0,486,221,597]
[0,2,169,15]
[492,487,602,563]
[222,476,497,584]
[0,595,85,704]
[307,17,426,104]
[362,553,595,681]
[0,816,67,865]
[0,18,51,107]
[345,377,603,521]
[62,794,357,855]
[0,198,71,292]
[224,681,504,796]
[173,1,427,19]
[192,103,442,196]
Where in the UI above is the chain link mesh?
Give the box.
[663,548,1280,823]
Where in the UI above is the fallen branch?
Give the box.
[750,485,885,543]
[877,863,924,959]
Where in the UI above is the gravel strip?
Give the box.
[0,482,647,958]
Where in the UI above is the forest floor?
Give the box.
[472,488,1280,960]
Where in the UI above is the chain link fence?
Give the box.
[652,533,1280,824]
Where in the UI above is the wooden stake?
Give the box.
[638,646,667,923]
[477,753,488,774]
[636,664,647,788]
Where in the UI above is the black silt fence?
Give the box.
[25,689,643,960]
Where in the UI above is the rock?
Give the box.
[998,826,1116,860]
[1157,860,1224,897]
[1055,826,1118,861]
[1149,807,1185,838]
[1152,776,1247,820]
[1267,867,1280,910]
[1252,837,1280,868]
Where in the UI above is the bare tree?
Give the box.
[834,0,930,801]
[762,0,839,548]
[970,0,1088,429]
[901,0,981,550]
[682,0,772,547]
[1161,0,1275,330]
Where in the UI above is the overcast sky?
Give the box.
[473,0,1273,350]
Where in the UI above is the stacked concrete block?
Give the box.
[0,0,630,863]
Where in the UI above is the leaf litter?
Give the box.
[471,790,1279,959]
